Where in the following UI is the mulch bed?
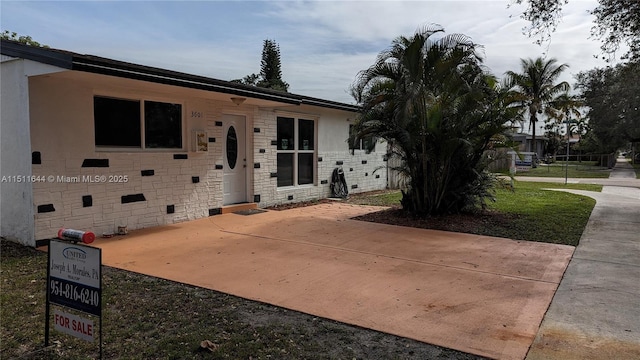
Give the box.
[351,207,520,235]
[264,191,520,236]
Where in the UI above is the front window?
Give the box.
[94,96,182,149]
[144,100,182,148]
[349,124,376,152]
[277,116,315,187]
[94,97,141,147]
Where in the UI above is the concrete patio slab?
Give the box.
[92,202,573,359]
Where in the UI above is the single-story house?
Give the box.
[1,40,387,247]
[510,132,547,160]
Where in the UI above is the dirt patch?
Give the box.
[528,327,640,360]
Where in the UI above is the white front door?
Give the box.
[223,114,247,205]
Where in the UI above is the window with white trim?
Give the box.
[349,124,376,152]
[94,96,182,149]
[277,116,315,187]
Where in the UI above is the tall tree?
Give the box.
[591,0,640,60]
[351,25,516,216]
[513,0,640,60]
[257,39,289,92]
[232,39,289,92]
[505,57,570,162]
[546,93,583,155]
[547,93,583,135]
[575,60,640,153]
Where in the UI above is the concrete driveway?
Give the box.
[93,202,573,360]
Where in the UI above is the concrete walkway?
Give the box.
[512,158,640,188]
[526,158,640,359]
[93,203,573,360]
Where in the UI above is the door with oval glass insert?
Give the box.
[222,115,247,205]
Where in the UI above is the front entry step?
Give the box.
[221,203,258,214]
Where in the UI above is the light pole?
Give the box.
[565,119,570,185]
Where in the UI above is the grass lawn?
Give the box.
[485,181,598,245]
[349,181,600,246]
[633,162,640,179]
[510,163,610,178]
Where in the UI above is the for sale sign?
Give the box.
[48,240,101,316]
[54,309,94,342]
[46,239,102,355]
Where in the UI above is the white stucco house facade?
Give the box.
[1,40,387,247]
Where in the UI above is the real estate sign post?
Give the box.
[45,240,102,357]
[508,151,535,174]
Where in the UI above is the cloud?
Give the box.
[2,0,619,104]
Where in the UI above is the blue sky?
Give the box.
[1,0,619,105]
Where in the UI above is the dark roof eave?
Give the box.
[1,39,360,111]
[300,97,360,112]
[0,40,72,69]
[71,59,303,106]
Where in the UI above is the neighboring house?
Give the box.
[1,40,387,247]
[484,132,548,172]
[510,132,547,160]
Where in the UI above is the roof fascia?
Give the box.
[300,97,360,112]
[1,40,361,112]
[71,58,303,106]
[0,40,72,69]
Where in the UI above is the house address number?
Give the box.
[191,111,203,118]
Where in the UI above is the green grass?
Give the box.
[484,181,599,245]
[633,162,640,179]
[348,190,403,206]
[349,182,600,246]
[510,163,610,178]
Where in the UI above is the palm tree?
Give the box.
[549,93,583,135]
[505,57,570,166]
[350,25,516,215]
[548,93,583,160]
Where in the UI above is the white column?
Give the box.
[1,57,35,246]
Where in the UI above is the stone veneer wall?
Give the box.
[251,109,388,207]
[28,74,387,241]
[27,71,242,240]
[31,152,218,240]
[30,96,234,240]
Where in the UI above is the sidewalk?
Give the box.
[512,157,640,189]
[526,158,640,359]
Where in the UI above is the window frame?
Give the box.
[276,115,317,188]
[93,94,185,152]
[349,124,376,152]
